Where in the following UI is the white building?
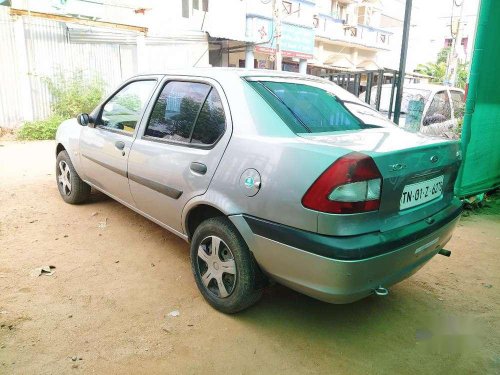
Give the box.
[0,0,405,127]
[312,0,396,74]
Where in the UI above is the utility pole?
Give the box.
[446,0,465,86]
[273,0,282,71]
[393,0,412,125]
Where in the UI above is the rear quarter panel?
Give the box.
[185,78,352,233]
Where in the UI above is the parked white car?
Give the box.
[360,84,465,137]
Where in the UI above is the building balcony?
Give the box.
[314,13,391,50]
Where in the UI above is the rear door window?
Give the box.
[248,81,382,133]
[145,81,226,146]
[145,81,211,142]
[191,89,226,145]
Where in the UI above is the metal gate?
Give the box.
[321,69,400,121]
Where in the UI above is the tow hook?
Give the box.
[374,286,389,296]
[438,249,451,257]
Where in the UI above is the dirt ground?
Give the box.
[0,140,499,374]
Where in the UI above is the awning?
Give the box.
[206,30,249,43]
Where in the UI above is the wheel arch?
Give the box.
[185,204,227,241]
[56,142,66,156]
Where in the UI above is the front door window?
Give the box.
[98,80,156,133]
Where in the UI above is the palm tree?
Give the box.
[415,62,447,84]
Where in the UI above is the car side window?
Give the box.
[99,80,156,133]
[145,81,226,146]
[145,81,211,142]
[424,91,451,126]
[450,90,465,118]
[191,89,226,145]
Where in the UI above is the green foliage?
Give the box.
[44,70,105,118]
[437,47,451,64]
[115,94,142,113]
[17,70,104,141]
[415,47,469,89]
[415,61,447,84]
[17,115,64,140]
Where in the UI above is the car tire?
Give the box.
[56,150,91,204]
[190,217,263,314]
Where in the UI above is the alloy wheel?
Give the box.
[57,160,72,195]
[197,236,237,298]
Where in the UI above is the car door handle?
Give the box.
[115,141,125,150]
[190,162,207,175]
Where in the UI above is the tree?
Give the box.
[415,47,469,88]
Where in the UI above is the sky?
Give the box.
[402,0,481,70]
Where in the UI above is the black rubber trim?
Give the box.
[128,173,183,199]
[82,154,127,177]
[243,205,462,261]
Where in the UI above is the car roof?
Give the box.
[133,67,326,82]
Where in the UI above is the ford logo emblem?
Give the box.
[430,155,439,163]
[389,163,406,171]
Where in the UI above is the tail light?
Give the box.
[302,152,382,214]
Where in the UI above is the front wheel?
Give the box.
[56,150,91,204]
[190,217,263,313]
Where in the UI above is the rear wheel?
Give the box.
[190,217,262,313]
[56,150,91,204]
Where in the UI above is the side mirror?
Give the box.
[76,113,91,126]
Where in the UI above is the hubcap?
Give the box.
[197,236,236,298]
[57,160,72,195]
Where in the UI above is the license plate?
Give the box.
[400,175,444,210]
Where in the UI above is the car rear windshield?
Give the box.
[248,80,383,133]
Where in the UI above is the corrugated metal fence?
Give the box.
[0,9,24,127]
[0,8,208,128]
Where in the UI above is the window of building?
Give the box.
[193,0,199,10]
[99,80,156,133]
[202,0,209,12]
[282,1,292,15]
[338,3,347,21]
[182,0,189,18]
[145,81,225,146]
[313,16,319,28]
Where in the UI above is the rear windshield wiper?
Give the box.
[259,82,312,133]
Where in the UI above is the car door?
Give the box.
[127,77,231,234]
[80,78,158,205]
[421,90,454,137]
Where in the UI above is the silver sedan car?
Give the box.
[55,68,462,313]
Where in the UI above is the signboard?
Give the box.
[250,17,314,60]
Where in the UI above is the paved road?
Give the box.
[0,140,499,374]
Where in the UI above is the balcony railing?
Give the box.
[314,13,391,50]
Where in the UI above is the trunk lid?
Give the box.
[300,128,462,234]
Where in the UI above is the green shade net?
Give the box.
[456,0,500,197]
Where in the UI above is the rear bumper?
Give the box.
[229,199,462,303]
